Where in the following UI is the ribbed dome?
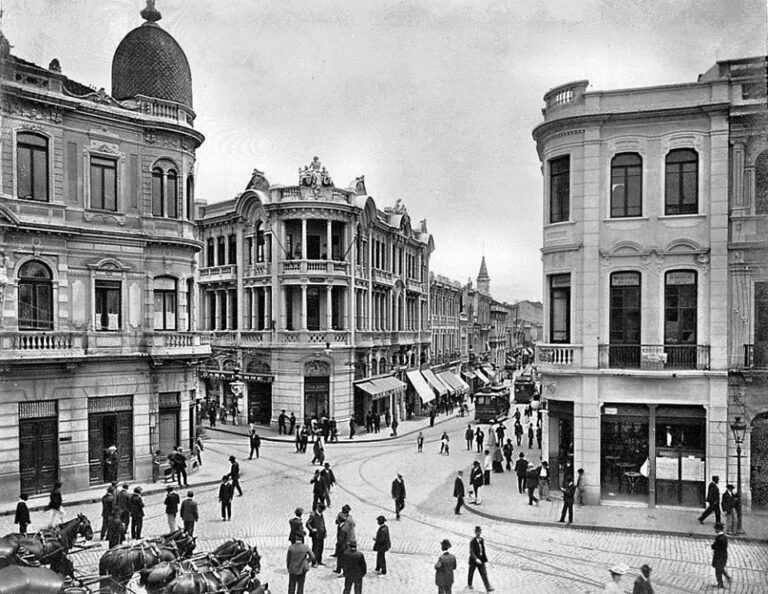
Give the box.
[111,4,193,108]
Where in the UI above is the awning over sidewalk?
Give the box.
[474,369,490,385]
[482,365,496,379]
[462,371,477,380]
[438,371,468,394]
[355,376,406,401]
[406,370,435,403]
[421,369,449,396]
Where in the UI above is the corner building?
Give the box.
[0,3,208,495]
[196,163,433,427]
[532,66,735,507]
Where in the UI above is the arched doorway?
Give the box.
[750,413,768,509]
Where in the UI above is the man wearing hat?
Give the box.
[164,485,180,533]
[180,491,198,537]
[129,486,144,540]
[289,507,305,542]
[306,502,327,566]
[373,515,391,576]
[434,539,457,594]
[711,522,731,589]
[391,473,406,520]
[229,455,243,496]
[286,532,315,594]
[453,471,465,515]
[341,540,367,594]
[115,482,131,531]
[333,505,355,575]
[721,484,737,535]
[218,475,234,521]
[698,475,721,524]
[468,526,493,592]
[633,564,655,594]
[99,485,115,540]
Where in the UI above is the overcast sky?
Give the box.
[5,0,766,302]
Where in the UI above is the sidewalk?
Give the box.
[460,456,768,543]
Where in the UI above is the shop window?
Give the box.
[665,149,698,215]
[228,234,237,265]
[17,260,53,330]
[90,156,118,211]
[17,132,49,202]
[610,153,642,217]
[549,274,570,343]
[549,155,570,223]
[153,277,177,331]
[95,280,121,331]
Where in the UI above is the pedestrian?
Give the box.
[474,427,484,453]
[453,470,465,515]
[229,455,243,496]
[558,478,576,524]
[576,468,586,506]
[164,485,180,532]
[306,502,327,566]
[218,474,234,521]
[99,486,115,540]
[373,515,391,575]
[289,412,297,434]
[536,425,542,449]
[107,511,126,549]
[465,424,474,451]
[342,541,367,594]
[14,493,30,536]
[699,475,721,524]
[152,449,164,483]
[417,431,424,453]
[605,564,628,593]
[249,429,261,460]
[722,484,737,535]
[104,445,119,483]
[502,439,514,471]
[115,482,131,528]
[467,526,494,592]
[373,412,381,433]
[129,486,144,540]
[289,507,306,543]
[301,426,310,453]
[349,417,356,439]
[208,405,217,427]
[470,460,484,505]
[513,406,521,423]
[330,417,339,442]
[434,538,457,594]
[287,533,315,594]
[391,473,406,520]
[333,504,356,575]
[44,481,64,528]
[710,522,731,589]
[365,411,373,433]
[192,439,202,468]
[180,490,198,537]
[391,417,399,436]
[311,470,327,511]
[514,420,523,446]
[514,453,528,494]
[385,409,391,427]
[323,462,336,501]
[526,463,539,505]
[632,564,655,594]
[174,447,188,487]
[527,423,534,449]
[495,422,506,445]
[483,450,492,486]
[440,432,450,455]
[492,446,504,473]
[278,409,287,435]
[295,425,303,452]
[538,460,551,501]
[312,438,326,466]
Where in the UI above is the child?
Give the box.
[14,494,30,535]
[416,432,424,453]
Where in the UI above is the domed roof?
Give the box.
[111,2,193,108]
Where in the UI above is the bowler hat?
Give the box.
[342,504,351,512]
[165,485,174,491]
[376,515,386,522]
[348,541,357,549]
[441,539,452,549]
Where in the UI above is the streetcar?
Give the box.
[474,385,511,423]
[513,366,540,404]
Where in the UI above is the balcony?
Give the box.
[372,269,393,284]
[144,332,211,357]
[406,278,424,292]
[209,330,273,347]
[598,344,710,371]
[244,263,270,277]
[277,330,350,346]
[199,265,237,282]
[535,343,583,368]
[280,260,348,275]
[355,264,369,279]
[743,344,768,369]
[0,331,86,360]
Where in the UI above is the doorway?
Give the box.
[751,414,768,509]
[88,396,133,485]
[19,403,58,495]
[248,380,273,424]
[304,376,329,419]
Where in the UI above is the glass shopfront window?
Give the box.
[654,406,706,507]
[601,405,649,504]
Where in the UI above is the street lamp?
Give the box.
[729,415,747,534]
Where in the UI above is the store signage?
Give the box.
[604,407,618,415]
[611,272,640,286]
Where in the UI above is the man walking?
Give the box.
[711,522,731,589]
[468,526,494,592]
[391,473,406,520]
[434,539,457,594]
[470,460,484,505]
[334,505,356,576]
[558,478,576,524]
[527,423,534,449]
[632,564,655,594]
[14,494,30,536]
[289,507,305,543]
[180,491,198,537]
[278,409,287,435]
[502,439,514,471]
[465,425,474,451]
[174,447,188,487]
[322,463,336,507]
[417,432,424,453]
[289,412,297,434]
[514,453,528,494]
[514,420,523,446]
[249,429,261,460]
[342,541,367,594]
[474,427,484,453]
[99,486,115,540]
[453,470,465,515]
[699,475,721,525]
[526,463,539,505]
[722,484,737,535]
[45,482,64,528]
[229,455,243,496]
[306,502,327,566]
[164,485,180,533]
[218,475,234,521]
[115,482,131,529]
[311,470,327,511]
[373,515,391,575]
[286,534,314,594]
[538,460,551,501]
[129,486,144,540]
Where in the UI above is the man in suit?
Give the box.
[289,507,305,542]
[306,502,327,566]
[721,484,737,535]
[99,486,115,540]
[115,482,131,530]
[699,475,721,524]
[128,486,144,539]
[373,515,391,575]
[468,526,494,592]
[558,478,576,524]
[632,563,655,594]
[453,470,465,515]
[174,447,188,487]
[229,455,243,496]
[434,538,457,594]
[180,491,198,537]
[164,485,180,533]
[218,475,234,521]
[514,453,528,494]
[333,505,356,575]
[391,473,406,520]
[248,430,261,460]
[470,461,484,505]
[342,541,367,594]
[711,522,731,589]
[286,533,314,594]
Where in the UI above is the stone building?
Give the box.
[0,2,208,495]
[429,273,462,368]
[196,161,434,427]
[532,64,735,507]
[462,259,497,385]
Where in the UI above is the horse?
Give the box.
[0,514,93,577]
[162,563,268,594]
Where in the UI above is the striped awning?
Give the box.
[474,369,490,385]
[355,376,406,401]
[421,369,449,396]
[438,371,468,394]
[406,370,435,404]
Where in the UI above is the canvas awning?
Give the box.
[406,370,435,404]
[421,369,448,396]
[482,365,496,379]
[355,376,406,401]
[438,371,468,394]
[474,369,490,384]
[462,371,477,380]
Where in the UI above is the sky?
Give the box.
[4,0,766,302]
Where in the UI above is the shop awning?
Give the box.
[372,376,406,394]
[474,369,490,384]
[421,369,448,396]
[438,371,468,394]
[482,365,496,379]
[462,371,477,380]
[355,376,406,401]
[406,370,435,404]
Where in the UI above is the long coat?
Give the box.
[306,510,327,539]
[342,549,367,581]
[453,477,465,498]
[711,533,728,569]
[391,478,406,501]
[180,498,198,523]
[373,524,391,552]
[434,552,457,588]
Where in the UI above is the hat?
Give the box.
[726,484,735,490]
[609,564,628,575]
[187,491,194,497]
[474,526,482,532]
[107,486,115,493]
[229,456,236,461]
[122,483,129,488]
[348,541,357,549]
[133,486,142,493]
[295,507,304,515]
[441,539,452,549]
[316,502,326,509]
[342,504,351,512]
[376,515,386,523]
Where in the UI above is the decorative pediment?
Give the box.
[665,239,705,254]
[86,257,131,271]
[304,359,330,377]
[299,156,334,195]
[607,240,645,256]
[0,203,20,227]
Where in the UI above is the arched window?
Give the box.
[18,261,53,330]
[610,153,642,218]
[151,162,180,219]
[379,357,387,374]
[151,167,164,216]
[17,132,49,202]
[665,149,698,215]
[755,150,768,215]
[186,175,195,221]
[154,276,177,330]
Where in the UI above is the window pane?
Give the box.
[19,261,51,279]
[36,284,53,329]
[32,148,48,201]
[165,292,176,330]
[17,146,32,199]
[104,165,116,211]
[166,173,178,218]
[152,171,163,216]
[18,283,34,327]
[91,164,104,209]
[154,292,165,329]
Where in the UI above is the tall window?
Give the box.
[549,155,570,223]
[90,156,117,211]
[665,270,697,368]
[549,274,570,343]
[95,280,121,331]
[755,150,768,215]
[256,224,265,263]
[217,236,225,266]
[665,149,698,215]
[17,261,53,330]
[228,234,237,265]
[17,132,49,201]
[246,237,254,266]
[151,168,164,216]
[186,175,195,221]
[166,170,178,218]
[151,164,179,218]
[609,272,641,367]
[206,238,215,267]
[610,153,642,217]
[153,277,177,330]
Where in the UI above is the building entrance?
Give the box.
[19,401,58,495]
[88,396,133,485]
[247,380,272,424]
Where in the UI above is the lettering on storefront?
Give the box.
[604,407,618,415]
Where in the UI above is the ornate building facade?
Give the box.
[0,2,208,495]
[196,161,433,426]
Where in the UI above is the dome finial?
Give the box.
[140,0,162,23]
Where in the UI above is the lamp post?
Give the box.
[729,416,747,534]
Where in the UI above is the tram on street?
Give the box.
[513,365,540,404]
[474,384,511,423]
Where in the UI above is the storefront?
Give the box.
[158,392,180,455]
[547,400,574,492]
[88,396,133,485]
[246,376,273,425]
[354,376,407,423]
[303,360,330,419]
[406,369,434,416]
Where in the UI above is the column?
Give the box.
[731,142,746,211]
[367,233,373,330]
[301,219,307,260]
[264,288,271,331]
[648,404,657,508]
[300,285,308,330]
[218,290,226,330]
[326,220,333,260]
[326,285,333,330]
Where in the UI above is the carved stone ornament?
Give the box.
[3,98,62,123]
[246,168,270,191]
[89,140,120,155]
[144,130,158,144]
[299,156,334,196]
[0,252,8,310]
[392,198,407,215]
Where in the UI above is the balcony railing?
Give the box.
[280,260,348,274]
[244,263,270,277]
[144,332,211,356]
[535,343,583,367]
[199,264,237,281]
[1,331,86,358]
[277,330,350,345]
[598,344,710,370]
[743,344,768,369]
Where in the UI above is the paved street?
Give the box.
[3,415,766,593]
